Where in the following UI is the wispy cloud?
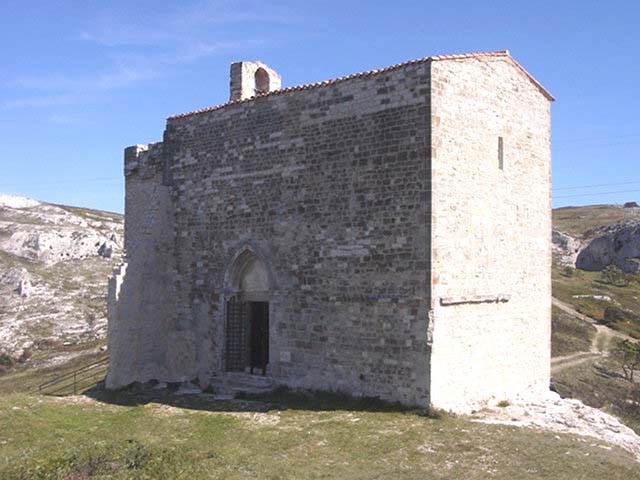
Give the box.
[4,0,300,110]
[47,114,74,125]
[3,93,95,109]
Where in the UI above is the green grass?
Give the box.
[0,340,106,395]
[552,264,640,339]
[551,306,596,357]
[0,390,638,479]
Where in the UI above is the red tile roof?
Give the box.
[167,50,553,120]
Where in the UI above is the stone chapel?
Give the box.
[106,50,553,412]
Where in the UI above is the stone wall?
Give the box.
[164,63,433,405]
[428,56,552,412]
[106,143,177,388]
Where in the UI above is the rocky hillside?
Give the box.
[553,203,640,271]
[550,203,640,438]
[0,195,122,370]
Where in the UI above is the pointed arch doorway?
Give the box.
[225,249,270,375]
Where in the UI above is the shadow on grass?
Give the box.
[593,363,626,380]
[85,384,444,418]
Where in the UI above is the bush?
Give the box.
[0,353,13,367]
[600,265,629,287]
[602,305,626,326]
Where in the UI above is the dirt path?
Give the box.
[551,297,631,373]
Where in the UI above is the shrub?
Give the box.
[600,265,629,287]
[0,353,13,367]
[602,305,626,326]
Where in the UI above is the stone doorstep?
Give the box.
[222,371,275,387]
[209,372,277,396]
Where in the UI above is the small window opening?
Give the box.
[254,68,270,95]
[498,136,504,170]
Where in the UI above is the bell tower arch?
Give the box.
[229,61,282,101]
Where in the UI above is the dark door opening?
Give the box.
[225,299,269,375]
[249,301,269,375]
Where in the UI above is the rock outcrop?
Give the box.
[552,230,582,266]
[0,194,123,366]
[475,389,640,461]
[576,223,640,273]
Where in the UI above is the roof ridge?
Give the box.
[167,50,551,120]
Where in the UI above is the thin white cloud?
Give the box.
[3,93,94,109]
[47,114,74,125]
[4,0,300,109]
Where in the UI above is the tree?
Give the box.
[616,339,640,383]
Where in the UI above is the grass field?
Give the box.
[0,388,638,480]
[552,264,640,339]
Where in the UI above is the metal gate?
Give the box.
[225,298,249,371]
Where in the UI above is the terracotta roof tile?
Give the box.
[167,50,553,120]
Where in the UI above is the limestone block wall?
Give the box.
[106,142,177,388]
[164,63,433,405]
[428,56,552,411]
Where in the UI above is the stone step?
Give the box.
[210,372,276,396]
[225,372,274,387]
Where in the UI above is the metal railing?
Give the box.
[37,356,109,396]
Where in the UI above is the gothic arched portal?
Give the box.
[224,248,270,374]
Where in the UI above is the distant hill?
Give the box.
[553,203,640,239]
[0,195,122,371]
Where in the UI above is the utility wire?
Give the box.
[554,189,640,199]
[554,133,640,144]
[554,180,640,191]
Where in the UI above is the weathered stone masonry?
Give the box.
[107,51,553,412]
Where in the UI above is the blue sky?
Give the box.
[1,0,638,213]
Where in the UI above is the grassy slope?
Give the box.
[551,305,596,357]
[552,266,640,339]
[0,390,638,480]
[551,205,640,435]
[553,204,640,339]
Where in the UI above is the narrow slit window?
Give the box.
[498,136,504,170]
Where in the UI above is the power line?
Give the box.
[554,188,640,199]
[554,180,640,191]
[554,133,640,144]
